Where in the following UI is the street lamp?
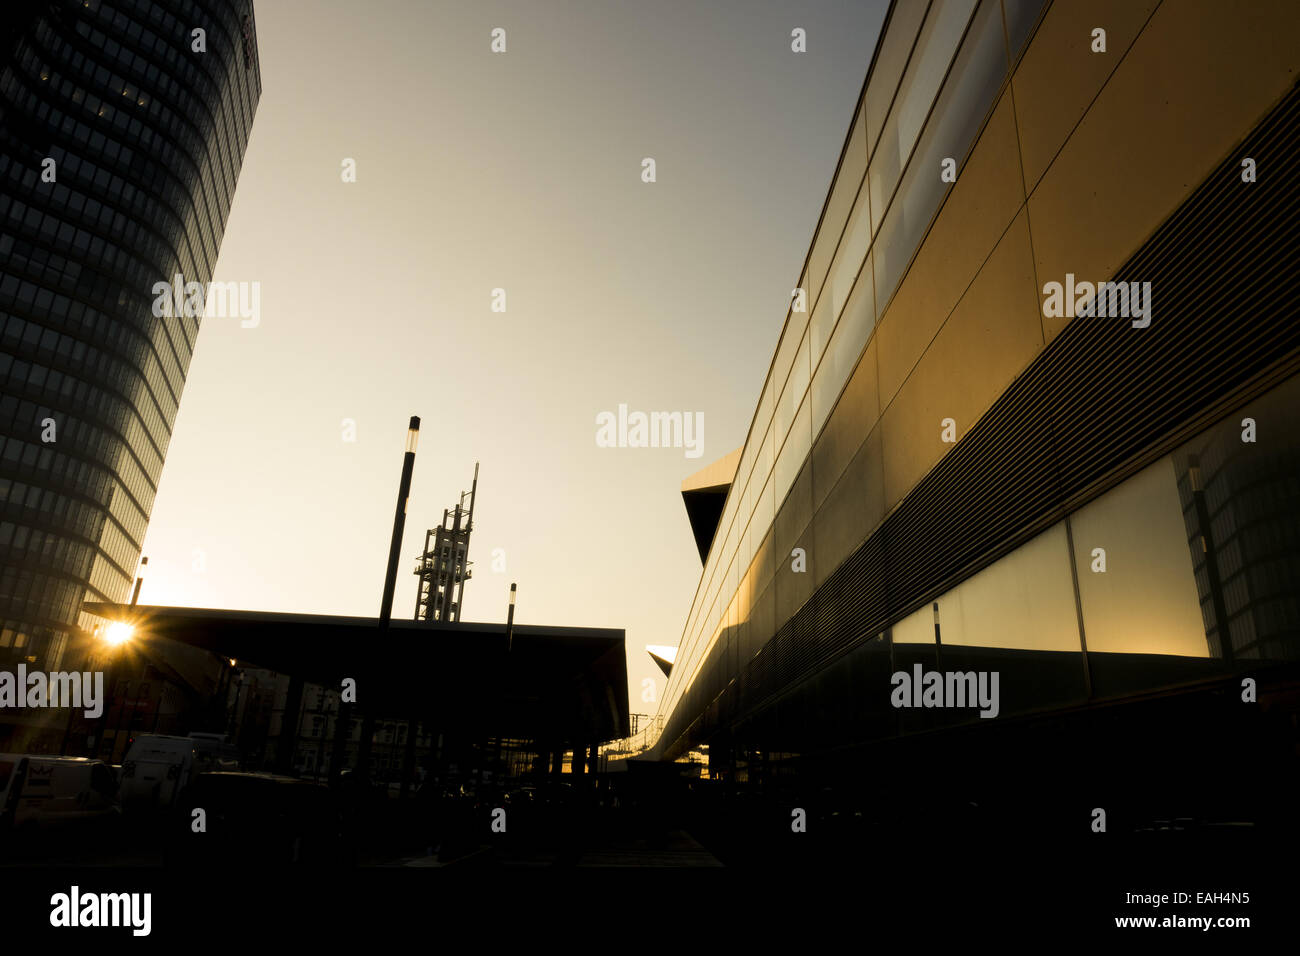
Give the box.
[380,416,421,628]
[355,416,421,784]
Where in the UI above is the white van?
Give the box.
[0,754,119,829]
[119,734,197,813]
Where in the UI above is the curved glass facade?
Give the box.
[0,0,261,670]
[655,0,1028,749]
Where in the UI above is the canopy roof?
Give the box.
[83,603,629,745]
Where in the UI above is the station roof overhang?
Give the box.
[82,603,629,746]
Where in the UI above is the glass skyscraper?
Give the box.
[0,0,261,680]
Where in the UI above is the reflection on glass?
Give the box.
[773,331,809,446]
[809,295,833,377]
[869,0,979,236]
[769,323,802,431]
[1002,0,1048,64]
[718,523,734,583]
[807,110,868,307]
[1172,375,1300,662]
[1070,456,1211,656]
[935,523,1080,650]
[864,0,933,155]
[822,182,873,347]
[873,0,1006,309]
[789,333,811,410]
[775,398,811,509]
[756,419,774,493]
[728,552,739,608]
[811,252,876,433]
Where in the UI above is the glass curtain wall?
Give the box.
[656,0,1042,748]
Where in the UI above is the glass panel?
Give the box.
[1071,456,1212,659]
[774,397,811,508]
[788,332,811,412]
[1002,0,1048,64]
[808,292,833,379]
[811,253,875,433]
[773,331,810,448]
[934,522,1088,718]
[873,0,1007,308]
[1169,377,1300,664]
[717,522,734,586]
[870,0,979,236]
[743,410,771,517]
[717,499,737,560]
[754,371,775,451]
[757,473,775,541]
[769,323,802,429]
[738,473,753,541]
[807,107,869,311]
[736,442,756,502]
[935,523,1080,651]
[700,549,721,611]
[728,551,739,608]
[755,418,775,494]
[864,0,933,156]
[817,181,873,362]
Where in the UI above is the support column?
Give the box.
[356,712,375,782]
[551,748,564,778]
[274,674,305,775]
[329,700,351,783]
[398,717,420,798]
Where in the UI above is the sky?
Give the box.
[139,0,889,717]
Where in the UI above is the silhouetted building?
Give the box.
[83,603,630,789]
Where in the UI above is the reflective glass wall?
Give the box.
[889,371,1300,721]
[643,0,1300,765]
[656,0,1045,748]
[715,372,1300,752]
